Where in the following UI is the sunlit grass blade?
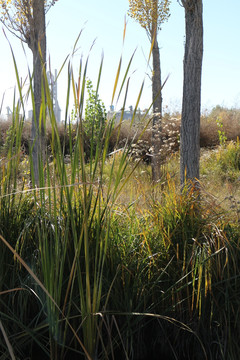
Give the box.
[0,91,5,115]
[111,55,122,106]
[116,49,136,105]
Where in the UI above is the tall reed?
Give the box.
[0,31,148,359]
[1,34,240,360]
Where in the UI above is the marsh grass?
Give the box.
[200,140,240,212]
[0,35,156,359]
[1,40,240,360]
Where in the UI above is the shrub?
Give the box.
[201,140,240,183]
[200,106,240,147]
[84,79,107,156]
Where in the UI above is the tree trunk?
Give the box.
[30,0,46,186]
[151,32,163,183]
[180,0,203,186]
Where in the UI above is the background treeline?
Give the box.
[1,105,240,158]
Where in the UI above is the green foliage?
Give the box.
[216,116,227,146]
[219,140,240,172]
[84,79,107,154]
[201,140,240,182]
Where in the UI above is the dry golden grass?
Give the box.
[1,106,240,212]
[1,106,240,156]
[201,106,240,147]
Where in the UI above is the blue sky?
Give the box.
[0,0,240,118]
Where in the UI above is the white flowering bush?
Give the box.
[130,115,181,162]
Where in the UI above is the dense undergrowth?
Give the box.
[1,49,240,360]
[2,104,240,158]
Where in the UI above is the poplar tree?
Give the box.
[128,0,170,182]
[179,0,203,186]
[0,0,58,185]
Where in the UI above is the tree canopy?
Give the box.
[128,0,170,39]
[0,0,58,45]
